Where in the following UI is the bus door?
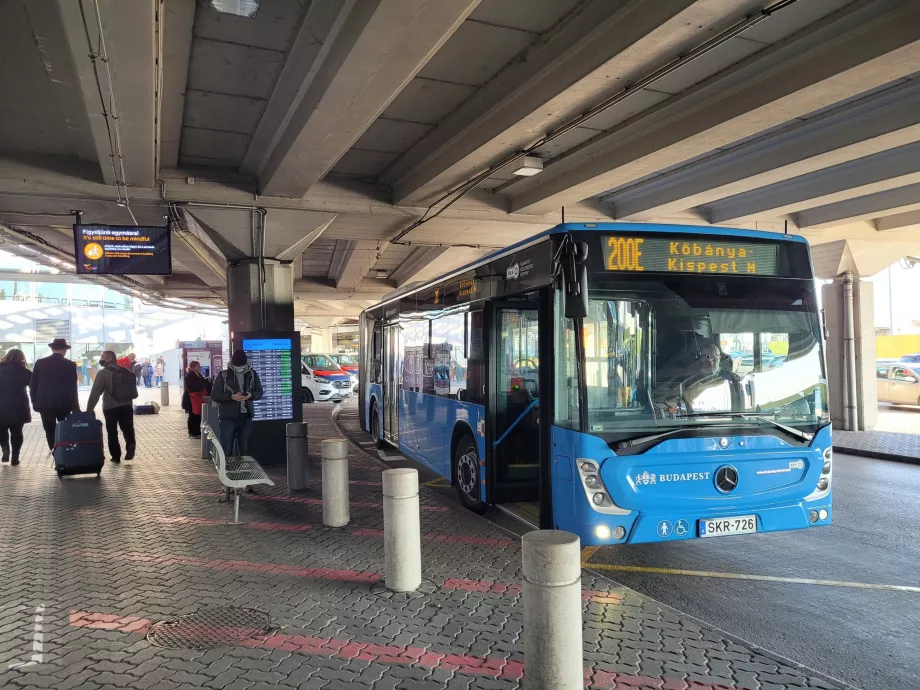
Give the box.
[383,324,401,444]
[488,302,541,509]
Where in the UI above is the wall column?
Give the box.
[227,259,294,335]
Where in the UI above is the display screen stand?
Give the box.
[232,331,301,466]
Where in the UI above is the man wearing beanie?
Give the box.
[210,348,263,456]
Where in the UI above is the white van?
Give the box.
[301,354,353,403]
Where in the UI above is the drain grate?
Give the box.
[146,606,276,649]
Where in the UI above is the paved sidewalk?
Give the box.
[0,403,846,689]
[834,430,920,464]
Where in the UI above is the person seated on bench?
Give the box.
[210,349,263,457]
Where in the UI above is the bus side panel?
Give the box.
[364,383,382,435]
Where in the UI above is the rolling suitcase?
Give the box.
[134,401,160,415]
[54,411,104,477]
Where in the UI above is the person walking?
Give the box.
[0,349,32,466]
[183,361,211,439]
[118,352,136,370]
[154,357,165,386]
[133,360,143,385]
[86,350,136,463]
[211,349,263,456]
[142,359,153,388]
[30,338,80,451]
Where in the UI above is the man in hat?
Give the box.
[30,338,80,450]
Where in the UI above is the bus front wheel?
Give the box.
[454,434,487,514]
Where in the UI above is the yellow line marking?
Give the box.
[581,546,600,564]
[423,477,450,488]
[581,562,920,593]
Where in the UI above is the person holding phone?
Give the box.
[210,349,263,456]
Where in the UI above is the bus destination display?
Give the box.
[603,236,778,276]
[74,224,172,275]
[243,338,293,422]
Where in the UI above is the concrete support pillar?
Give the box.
[286,422,309,491]
[321,438,349,527]
[382,468,422,593]
[227,259,294,334]
[160,382,169,406]
[822,276,877,430]
[522,530,583,689]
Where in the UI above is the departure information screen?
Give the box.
[603,236,779,276]
[74,224,172,275]
[243,338,293,422]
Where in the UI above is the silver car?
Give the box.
[877,363,920,406]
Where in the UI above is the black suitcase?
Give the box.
[134,402,159,415]
[54,412,104,477]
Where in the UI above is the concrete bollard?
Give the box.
[160,381,169,406]
[382,468,422,592]
[200,396,212,460]
[522,530,583,690]
[286,422,309,491]
[321,438,349,527]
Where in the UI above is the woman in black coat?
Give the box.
[0,349,32,465]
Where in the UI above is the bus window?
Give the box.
[431,312,467,399]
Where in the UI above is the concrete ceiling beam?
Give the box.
[383,0,708,206]
[707,141,920,224]
[506,0,920,215]
[608,80,920,220]
[875,209,920,232]
[251,0,481,198]
[294,279,392,301]
[389,245,449,287]
[328,239,385,289]
[794,183,920,229]
[159,0,195,170]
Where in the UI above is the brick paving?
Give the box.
[834,407,920,463]
[0,402,847,689]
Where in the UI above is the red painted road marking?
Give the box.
[351,528,514,548]
[170,490,450,511]
[442,578,623,605]
[69,611,735,689]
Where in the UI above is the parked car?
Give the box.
[301,354,353,403]
[329,353,359,376]
[899,353,920,363]
[876,363,920,406]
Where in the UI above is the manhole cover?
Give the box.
[146,606,276,649]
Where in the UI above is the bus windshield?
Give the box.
[554,275,828,443]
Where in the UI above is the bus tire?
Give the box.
[370,401,385,449]
[302,388,313,404]
[454,433,487,514]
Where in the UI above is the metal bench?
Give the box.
[201,422,275,523]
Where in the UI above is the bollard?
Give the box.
[200,396,212,460]
[286,422,309,491]
[522,530,583,690]
[160,381,169,406]
[382,468,422,592]
[321,438,349,527]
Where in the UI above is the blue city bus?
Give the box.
[358,223,831,545]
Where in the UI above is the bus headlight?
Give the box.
[595,525,611,540]
[585,475,600,488]
[822,447,832,475]
[576,458,631,516]
[612,526,626,540]
[592,493,606,506]
[816,477,828,492]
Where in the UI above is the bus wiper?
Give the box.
[614,424,717,451]
[681,412,812,442]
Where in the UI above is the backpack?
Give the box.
[112,366,139,402]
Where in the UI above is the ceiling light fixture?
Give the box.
[511,155,544,177]
[209,0,260,18]
[376,270,388,279]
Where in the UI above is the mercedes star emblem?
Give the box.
[715,466,739,493]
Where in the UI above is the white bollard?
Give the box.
[382,468,422,592]
[522,530,583,690]
[160,381,169,406]
[321,438,350,527]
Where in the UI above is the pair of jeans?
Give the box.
[40,410,69,450]
[155,375,163,385]
[144,376,152,388]
[219,416,253,457]
[0,424,24,462]
[103,405,136,460]
[187,412,201,437]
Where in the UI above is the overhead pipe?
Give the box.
[842,272,859,431]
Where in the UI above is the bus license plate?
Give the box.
[699,515,757,538]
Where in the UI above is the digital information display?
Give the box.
[74,224,172,275]
[603,236,778,276]
[243,338,293,422]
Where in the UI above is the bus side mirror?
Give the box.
[564,241,589,319]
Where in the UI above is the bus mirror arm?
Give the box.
[820,308,829,340]
[562,239,589,319]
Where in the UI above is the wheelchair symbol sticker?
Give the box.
[674,519,689,536]
[657,520,673,538]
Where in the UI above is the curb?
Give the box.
[833,445,920,466]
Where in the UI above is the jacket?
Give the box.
[30,353,79,414]
[117,356,135,369]
[0,362,32,425]
[210,366,263,420]
[86,363,133,411]
[184,370,211,415]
